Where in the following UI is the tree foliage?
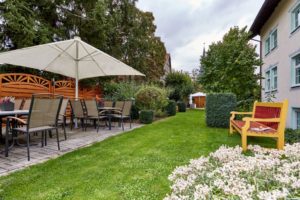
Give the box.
[0,0,166,81]
[165,71,194,102]
[198,27,261,101]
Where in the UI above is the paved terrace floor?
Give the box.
[0,123,142,176]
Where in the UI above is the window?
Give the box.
[291,54,300,86]
[264,29,277,55]
[265,66,278,92]
[270,29,277,50]
[292,108,300,129]
[291,3,300,32]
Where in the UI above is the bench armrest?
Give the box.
[230,112,253,120]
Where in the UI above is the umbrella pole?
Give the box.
[75,39,79,99]
[75,77,79,99]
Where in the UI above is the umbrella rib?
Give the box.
[50,42,77,60]
[79,42,107,76]
[78,50,98,61]
[44,41,77,71]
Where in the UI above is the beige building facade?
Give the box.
[251,0,300,129]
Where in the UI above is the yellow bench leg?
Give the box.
[229,121,234,134]
[277,136,284,150]
[242,133,247,151]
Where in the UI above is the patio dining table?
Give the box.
[99,107,121,130]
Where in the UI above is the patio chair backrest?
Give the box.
[122,101,132,116]
[252,100,288,132]
[22,99,31,110]
[70,99,84,118]
[27,94,63,129]
[58,98,69,120]
[14,99,24,110]
[85,99,98,116]
[104,100,114,108]
[114,101,124,111]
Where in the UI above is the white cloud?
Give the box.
[136,0,264,72]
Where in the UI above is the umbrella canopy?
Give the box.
[0,37,145,98]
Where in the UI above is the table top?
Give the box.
[0,110,29,116]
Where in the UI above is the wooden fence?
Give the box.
[0,73,102,99]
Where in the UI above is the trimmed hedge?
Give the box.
[177,101,186,112]
[285,128,300,144]
[206,93,237,128]
[139,110,154,124]
[165,100,177,116]
[131,104,139,120]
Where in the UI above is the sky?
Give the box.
[136,0,264,73]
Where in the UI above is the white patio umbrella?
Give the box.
[0,36,145,98]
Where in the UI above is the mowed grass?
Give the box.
[0,110,275,200]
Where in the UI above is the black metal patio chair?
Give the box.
[84,99,107,132]
[5,93,63,161]
[111,100,132,131]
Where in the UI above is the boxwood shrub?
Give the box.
[165,100,177,116]
[206,93,237,128]
[139,110,154,124]
[177,101,186,112]
[131,104,139,120]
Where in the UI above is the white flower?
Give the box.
[165,143,300,199]
[258,188,289,200]
[193,184,211,200]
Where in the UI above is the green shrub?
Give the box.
[165,71,194,101]
[155,110,168,118]
[139,110,154,124]
[206,93,237,128]
[103,81,140,101]
[165,100,176,116]
[177,101,186,112]
[135,85,168,111]
[131,104,139,120]
[285,128,300,144]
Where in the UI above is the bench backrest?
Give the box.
[252,99,288,133]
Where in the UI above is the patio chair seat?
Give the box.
[110,114,130,119]
[231,120,277,134]
[14,126,57,133]
[88,115,107,120]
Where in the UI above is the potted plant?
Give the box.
[0,96,15,111]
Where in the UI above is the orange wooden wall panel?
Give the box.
[0,73,102,99]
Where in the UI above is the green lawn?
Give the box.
[0,110,275,200]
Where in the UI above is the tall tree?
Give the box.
[0,0,166,82]
[198,26,261,101]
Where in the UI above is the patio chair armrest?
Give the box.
[6,116,27,125]
[99,110,107,115]
[112,110,122,114]
[242,117,281,123]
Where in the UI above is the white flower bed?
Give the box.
[165,143,300,200]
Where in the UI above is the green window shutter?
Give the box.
[291,12,296,32]
[270,68,274,90]
[273,30,277,48]
[291,58,296,86]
